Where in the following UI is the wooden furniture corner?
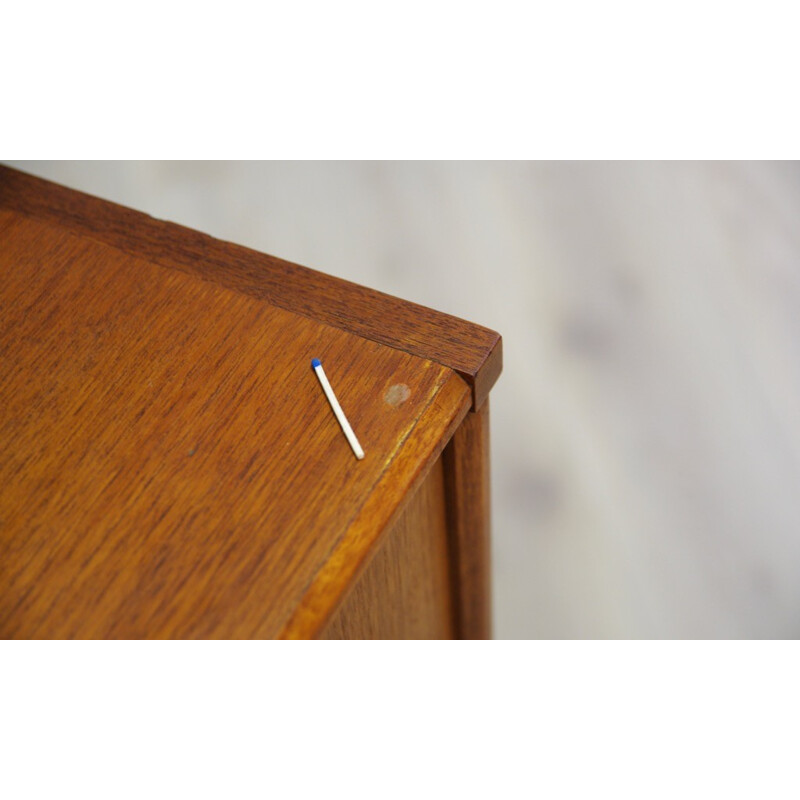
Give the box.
[0,165,502,639]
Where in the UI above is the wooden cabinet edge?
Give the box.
[279,372,472,639]
[0,165,501,410]
[442,398,493,639]
[284,390,495,641]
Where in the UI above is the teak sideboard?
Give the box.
[0,165,502,639]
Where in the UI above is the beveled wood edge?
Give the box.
[0,164,502,410]
[280,371,472,639]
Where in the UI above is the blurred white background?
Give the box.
[9,160,800,638]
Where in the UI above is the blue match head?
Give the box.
[311,358,321,368]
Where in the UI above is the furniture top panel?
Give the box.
[0,165,501,409]
[0,205,471,638]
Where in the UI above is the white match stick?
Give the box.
[311,358,365,460]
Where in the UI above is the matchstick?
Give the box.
[311,358,365,460]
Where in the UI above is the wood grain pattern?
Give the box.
[0,165,501,410]
[0,209,472,638]
[319,457,453,639]
[280,375,470,638]
[443,399,493,639]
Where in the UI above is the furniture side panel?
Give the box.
[320,457,454,639]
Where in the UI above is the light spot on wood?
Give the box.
[384,383,411,407]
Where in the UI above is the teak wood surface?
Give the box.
[320,458,454,639]
[0,166,501,639]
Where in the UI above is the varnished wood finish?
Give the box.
[320,458,453,639]
[443,399,493,639]
[280,377,469,638]
[0,168,501,639]
[0,165,501,410]
[0,209,471,637]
